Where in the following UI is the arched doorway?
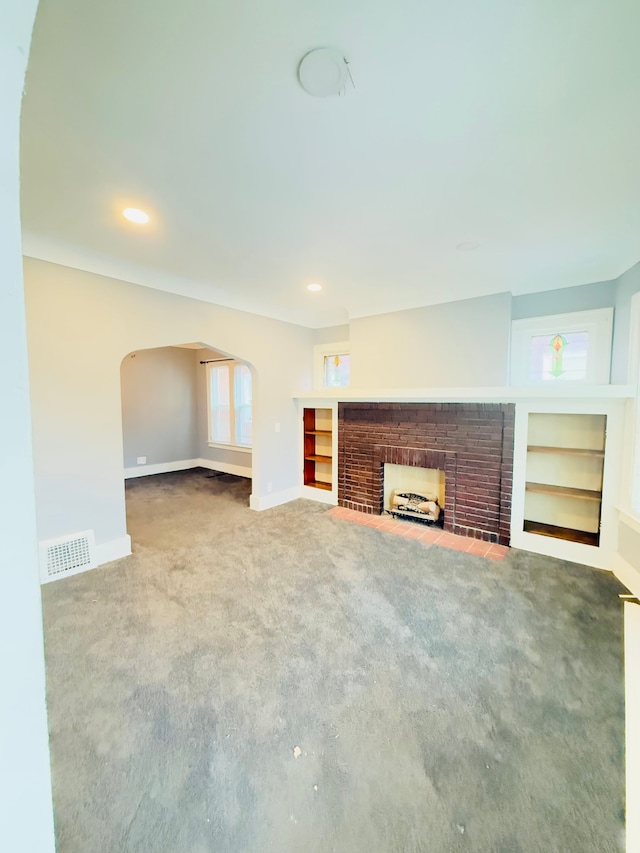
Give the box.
[120,341,255,548]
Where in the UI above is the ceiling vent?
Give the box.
[39,530,96,584]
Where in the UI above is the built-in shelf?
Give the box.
[303,408,333,491]
[523,519,600,547]
[523,412,606,549]
[527,445,604,457]
[306,479,332,491]
[525,481,602,501]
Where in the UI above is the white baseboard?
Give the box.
[95,535,132,567]
[250,486,301,511]
[195,457,252,478]
[124,459,200,479]
[510,529,616,571]
[612,553,640,598]
[124,458,253,480]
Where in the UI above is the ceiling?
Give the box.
[20,0,640,327]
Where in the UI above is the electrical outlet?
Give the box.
[137,456,146,465]
[275,422,280,433]
[267,482,273,493]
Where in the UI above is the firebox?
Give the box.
[384,463,445,526]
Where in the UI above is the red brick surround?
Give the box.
[337,402,515,545]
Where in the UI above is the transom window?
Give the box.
[207,361,252,448]
[323,353,351,387]
[314,341,350,388]
[511,308,613,385]
[528,331,589,382]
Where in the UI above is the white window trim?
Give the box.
[510,307,613,386]
[206,360,252,450]
[313,341,350,389]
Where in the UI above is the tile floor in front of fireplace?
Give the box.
[327,506,509,560]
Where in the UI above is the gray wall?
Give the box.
[512,279,616,319]
[25,258,313,547]
[195,348,252,473]
[350,292,512,387]
[121,346,198,468]
[612,261,640,384]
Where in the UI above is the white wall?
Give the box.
[619,522,640,574]
[1,1,56,850]
[349,292,512,388]
[121,346,198,469]
[25,258,313,552]
[313,324,350,345]
[195,348,252,475]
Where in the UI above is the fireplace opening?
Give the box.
[383,463,445,527]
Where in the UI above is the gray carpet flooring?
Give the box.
[42,468,626,853]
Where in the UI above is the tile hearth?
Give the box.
[327,506,509,561]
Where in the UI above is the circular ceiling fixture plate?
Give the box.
[298,48,348,98]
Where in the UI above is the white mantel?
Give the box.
[294,384,635,404]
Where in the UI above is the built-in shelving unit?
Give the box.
[303,408,333,491]
[523,413,606,547]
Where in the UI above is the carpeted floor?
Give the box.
[41,469,626,853]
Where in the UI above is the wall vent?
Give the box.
[39,530,96,583]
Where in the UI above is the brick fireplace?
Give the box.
[337,402,515,545]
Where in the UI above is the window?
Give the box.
[207,361,252,448]
[510,308,613,385]
[314,341,350,388]
[323,353,351,387]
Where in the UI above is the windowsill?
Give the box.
[207,443,252,454]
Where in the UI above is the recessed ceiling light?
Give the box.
[456,240,480,251]
[123,207,150,224]
[307,283,322,292]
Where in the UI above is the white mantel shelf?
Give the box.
[293,385,635,403]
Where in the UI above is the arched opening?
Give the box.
[120,341,255,549]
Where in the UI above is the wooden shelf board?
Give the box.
[306,480,332,491]
[304,430,332,437]
[304,455,332,464]
[525,481,602,501]
[523,519,599,547]
[527,445,604,458]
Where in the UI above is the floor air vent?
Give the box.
[40,531,96,583]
